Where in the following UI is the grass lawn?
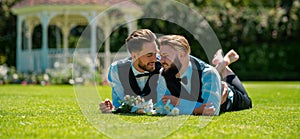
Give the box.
[0,81,299,139]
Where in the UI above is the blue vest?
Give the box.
[117,58,160,103]
[163,56,207,103]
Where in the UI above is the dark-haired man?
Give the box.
[100,29,167,113]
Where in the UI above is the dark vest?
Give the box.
[117,58,161,103]
[163,56,206,103]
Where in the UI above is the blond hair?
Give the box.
[158,35,190,54]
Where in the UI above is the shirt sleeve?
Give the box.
[156,75,170,102]
[107,63,124,108]
[201,66,222,115]
[177,99,198,115]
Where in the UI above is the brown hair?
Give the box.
[125,29,157,53]
[158,35,190,54]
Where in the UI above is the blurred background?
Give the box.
[0,0,299,85]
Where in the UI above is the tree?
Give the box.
[0,0,21,66]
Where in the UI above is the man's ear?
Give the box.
[131,52,137,61]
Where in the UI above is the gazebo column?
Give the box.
[55,26,61,49]
[25,19,38,72]
[103,18,111,82]
[16,16,24,72]
[25,25,33,51]
[87,12,98,82]
[61,25,71,65]
[90,19,97,81]
[56,14,75,65]
[125,15,137,36]
[41,12,50,71]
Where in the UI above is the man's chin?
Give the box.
[162,66,179,77]
[162,65,169,71]
[163,68,170,72]
[147,67,155,72]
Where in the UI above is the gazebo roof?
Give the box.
[12,0,142,15]
[13,0,136,8]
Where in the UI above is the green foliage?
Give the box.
[176,0,300,46]
[141,0,300,80]
[0,0,18,67]
[231,41,300,80]
[112,102,133,114]
[0,0,299,80]
[0,82,299,138]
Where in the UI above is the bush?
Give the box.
[0,62,103,85]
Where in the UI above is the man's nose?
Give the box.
[159,57,165,63]
[151,54,156,61]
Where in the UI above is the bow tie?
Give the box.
[135,72,151,78]
[177,76,188,85]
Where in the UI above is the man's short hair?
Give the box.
[158,35,190,54]
[126,29,157,53]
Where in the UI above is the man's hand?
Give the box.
[193,103,215,116]
[162,95,180,106]
[99,99,114,113]
[221,81,228,105]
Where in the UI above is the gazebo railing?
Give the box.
[20,48,129,81]
[19,49,42,73]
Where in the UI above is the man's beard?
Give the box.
[137,59,155,72]
[162,57,182,79]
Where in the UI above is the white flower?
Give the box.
[136,96,141,101]
[54,61,60,68]
[0,65,8,76]
[43,74,50,81]
[124,95,130,104]
[13,73,18,80]
[143,99,153,113]
[68,79,75,84]
[124,95,130,100]
[168,107,180,116]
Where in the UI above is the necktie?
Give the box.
[135,72,151,78]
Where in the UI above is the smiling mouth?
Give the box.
[148,62,155,67]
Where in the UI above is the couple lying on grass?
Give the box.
[99,29,252,116]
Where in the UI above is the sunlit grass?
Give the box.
[0,82,299,138]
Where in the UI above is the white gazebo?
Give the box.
[11,0,142,81]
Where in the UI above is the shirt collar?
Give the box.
[131,64,149,76]
[180,61,192,78]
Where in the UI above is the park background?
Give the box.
[0,0,299,85]
[0,0,299,139]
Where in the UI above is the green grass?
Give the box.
[0,82,299,139]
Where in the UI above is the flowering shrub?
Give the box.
[0,60,103,85]
[104,95,180,116]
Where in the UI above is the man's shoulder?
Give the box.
[190,55,210,70]
[111,57,132,68]
[189,56,220,83]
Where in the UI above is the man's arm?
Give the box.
[197,66,222,115]
[107,63,125,108]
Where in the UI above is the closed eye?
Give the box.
[146,53,155,57]
[160,53,168,59]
